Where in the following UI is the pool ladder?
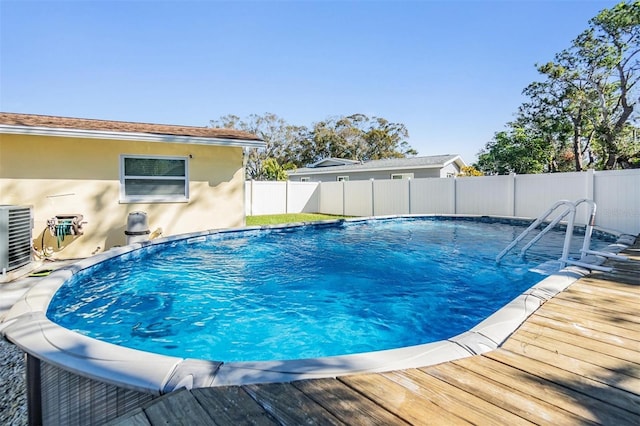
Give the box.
[496,199,625,272]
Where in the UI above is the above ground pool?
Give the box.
[3,215,629,396]
[47,216,614,363]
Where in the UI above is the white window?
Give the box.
[300,177,310,182]
[391,173,414,180]
[337,176,349,181]
[120,155,189,203]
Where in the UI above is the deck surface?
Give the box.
[113,240,640,425]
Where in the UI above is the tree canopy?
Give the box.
[477,1,640,174]
[211,113,416,180]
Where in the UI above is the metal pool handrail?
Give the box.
[496,199,626,272]
[496,199,576,265]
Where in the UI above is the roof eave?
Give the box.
[288,164,446,175]
[444,155,467,168]
[0,124,266,148]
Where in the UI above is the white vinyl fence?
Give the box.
[245,169,640,235]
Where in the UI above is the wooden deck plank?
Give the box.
[595,272,638,285]
[422,362,589,425]
[292,378,408,425]
[533,304,640,342]
[142,388,215,425]
[518,319,640,360]
[339,373,471,425]
[536,298,640,332]
[591,260,640,284]
[554,288,640,315]
[485,349,640,416]
[513,328,640,375]
[382,368,535,425]
[105,407,151,426]
[578,276,640,293]
[544,296,640,327]
[242,382,344,425]
[453,354,640,425]
[526,313,640,349]
[502,336,640,394]
[192,386,278,426]
[562,283,640,311]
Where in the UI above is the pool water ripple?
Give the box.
[47,218,613,363]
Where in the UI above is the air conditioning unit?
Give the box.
[0,205,33,273]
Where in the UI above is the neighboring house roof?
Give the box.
[0,112,265,148]
[288,154,467,175]
[309,158,361,168]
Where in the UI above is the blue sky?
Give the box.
[0,0,621,163]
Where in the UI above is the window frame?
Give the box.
[119,154,189,203]
[391,173,414,180]
[300,177,310,182]
[337,176,350,182]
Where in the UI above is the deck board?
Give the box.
[517,321,640,362]
[339,372,471,425]
[110,237,640,425]
[191,387,279,425]
[292,378,407,425]
[242,382,344,425]
[485,349,640,416]
[382,368,535,425]
[454,354,640,425]
[423,361,585,425]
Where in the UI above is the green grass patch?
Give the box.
[246,213,348,226]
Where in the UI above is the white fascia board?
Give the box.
[289,164,445,175]
[0,124,266,148]
[445,155,468,168]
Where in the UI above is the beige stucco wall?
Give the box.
[0,133,246,259]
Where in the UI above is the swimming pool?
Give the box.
[46,216,613,363]
[2,215,630,397]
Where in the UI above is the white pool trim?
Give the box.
[1,215,633,394]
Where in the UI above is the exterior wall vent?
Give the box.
[0,205,33,273]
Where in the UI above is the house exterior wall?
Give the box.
[438,162,460,178]
[292,167,446,182]
[0,133,246,259]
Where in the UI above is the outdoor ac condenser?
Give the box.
[0,205,33,273]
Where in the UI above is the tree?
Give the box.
[457,165,484,177]
[290,114,416,166]
[211,113,417,178]
[210,113,304,180]
[486,1,640,172]
[522,51,601,171]
[261,158,294,181]
[475,126,548,175]
[567,1,640,169]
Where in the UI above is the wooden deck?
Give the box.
[113,240,640,425]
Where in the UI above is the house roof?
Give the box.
[288,154,466,175]
[309,158,361,168]
[0,112,265,148]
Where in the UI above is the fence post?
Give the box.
[586,168,595,200]
[342,180,346,216]
[285,180,289,214]
[408,178,412,214]
[452,176,457,214]
[250,179,254,216]
[509,172,516,217]
[371,179,375,216]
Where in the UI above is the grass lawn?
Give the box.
[246,213,348,226]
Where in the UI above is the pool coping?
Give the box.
[1,215,635,395]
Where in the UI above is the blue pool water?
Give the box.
[48,217,612,362]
